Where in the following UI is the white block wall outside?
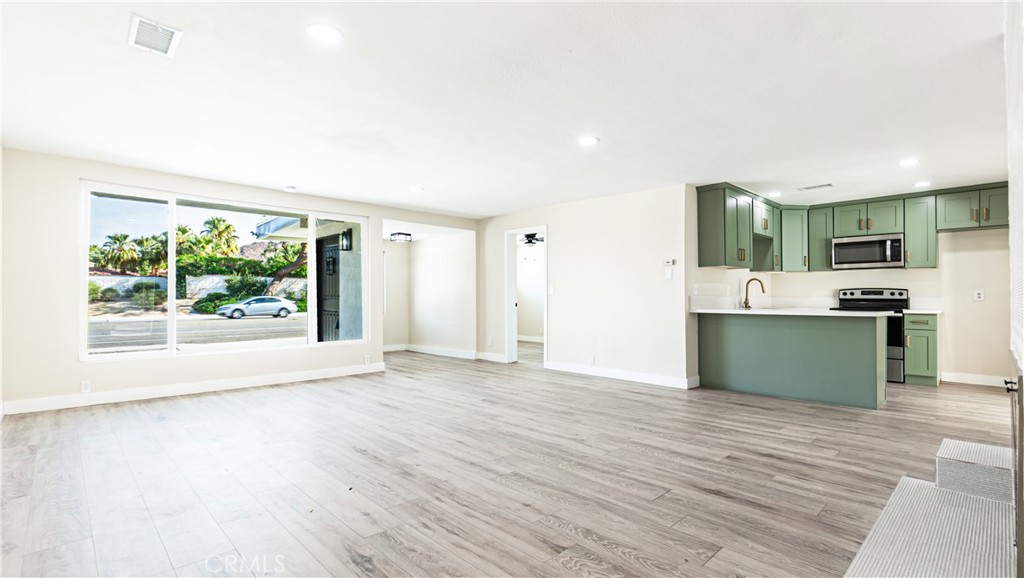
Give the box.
[935,439,1014,503]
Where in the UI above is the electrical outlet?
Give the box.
[974,290,986,302]
[80,380,91,394]
[588,355,596,366]
[548,286,555,296]
[364,355,371,365]
[664,269,673,280]
[487,337,494,347]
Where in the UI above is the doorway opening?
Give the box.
[505,226,547,366]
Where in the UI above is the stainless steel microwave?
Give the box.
[831,233,904,270]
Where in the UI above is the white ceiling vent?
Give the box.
[796,183,835,191]
[129,15,182,57]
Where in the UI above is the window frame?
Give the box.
[80,180,371,362]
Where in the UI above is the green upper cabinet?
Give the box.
[697,185,753,268]
[866,199,904,234]
[807,207,833,271]
[781,209,809,272]
[752,200,773,238]
[835,200,903,237]
[980,188,1009,227]
[772,206,783,271]
[904,196,937,268]
[936,191,980,230]
[834,203,868,237]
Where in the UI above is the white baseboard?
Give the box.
[383,344,408,352]
[685,376,700,389]
[517,335,544,343]
[405,344,477,360]
[3,363,386,415]
[941,372,1011,387]
[543,360,691,389]
[476,351,510,363]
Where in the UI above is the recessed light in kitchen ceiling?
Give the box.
[283,185,297,193]
[306,23,344,44]
[899,158,919,167]
[577,136,600,147]
[914,181,931,188]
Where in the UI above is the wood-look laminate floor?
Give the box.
[1,348,1011,578]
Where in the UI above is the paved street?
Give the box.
[88,313,308,350]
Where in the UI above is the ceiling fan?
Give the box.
[521,233,545,245]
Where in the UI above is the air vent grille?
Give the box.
[130,15,182,57]
[796,183,834,191]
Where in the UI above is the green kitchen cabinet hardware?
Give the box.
[904,314,936,330]
[834,200,904,237]
[697,185,753,268]
[752,200,774,238]
[980,188,1009,227]
[781,209,809,272]
[807,207,833,271]
[772,206,783,271]
[834,203,868,238]
[904,196,936,268]
[936,191,980,230]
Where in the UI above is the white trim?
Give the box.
[940,372,1011,387]
[383,344,407,352]
[685,375,701,389]
[517,335,544,343]
[3,363,386,415]
[405,344,477,360]
[476,351,510,363]
[543,360,691,389]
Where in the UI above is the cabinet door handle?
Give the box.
[738,248,745,261]
[775,255,779,266]
[867,218,872,230]
[905,335,911,348]
[983,207,989,222]
[763,218,768,231]
[910,319,928,325]
[858,218,864,230]
[803,256,808,267]
[972,207,979,222]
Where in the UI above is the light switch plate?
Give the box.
[974,290,985,302]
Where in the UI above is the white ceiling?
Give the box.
[1,2,1008,217]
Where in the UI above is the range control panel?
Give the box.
[838,288,908,299]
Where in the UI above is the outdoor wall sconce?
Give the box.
[341,228,353,251]
[325,256,336,276]
[389,232,412,242]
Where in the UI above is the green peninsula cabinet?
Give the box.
[834,200,904,237]
[697,184,753,268]
[807,207,834,271]
[781,209,809,272]
[904,314,939,386]
[936,188,1007,230]
[904,196,937,268]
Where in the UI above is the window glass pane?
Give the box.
[316,219,363,342]
[88,193,169,355]
[175,201,308,351]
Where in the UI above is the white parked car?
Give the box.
[216,296,298,319]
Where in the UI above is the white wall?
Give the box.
[478,185,690,387]
[2,149,476,411]
[409,231,477,358]
[1006,0,1023,374]
[516,242,545,341]
[383,240,410,348]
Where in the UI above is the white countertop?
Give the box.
[902,309,943,315]
[691,307,894,317]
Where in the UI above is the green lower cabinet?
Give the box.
[904,316,938,386]
[834,203,868,237]
[936,191,980,230]
[904,196,936,268]
[980,188,1009,227]
[807,207,833,271]
[781,209,809,271]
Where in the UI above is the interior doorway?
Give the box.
[505,226,547,366]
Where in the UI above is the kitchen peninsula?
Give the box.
[693,308,890,409]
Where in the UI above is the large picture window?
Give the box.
[83,184,368,358]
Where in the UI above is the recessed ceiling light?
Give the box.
[768,191,782,198]
[283,185,297,193]
[577,136,600,147]
[409,186,424,193]
[899,158,919,167]
[306,23,344,44]
[914,181,931,188]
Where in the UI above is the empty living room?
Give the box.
[2,2,1024,577]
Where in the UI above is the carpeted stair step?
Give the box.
[935,438,1014,502]
[844,476,1014,577]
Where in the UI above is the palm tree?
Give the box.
[88,244,106,268]
[175,225,196,255]
[202,216,239,256]
[135,235,167,276]
[103,233,139,274]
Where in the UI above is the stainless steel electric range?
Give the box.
[831,288,909,383]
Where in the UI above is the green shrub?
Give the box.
[133,280,162,292]
[191,291,243,314]
[99,287,121,302]
[225,275,268,298]
[132,289,167,310]
[192,301,217,314]
[88,281,102,303]
[285,289,308,313]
